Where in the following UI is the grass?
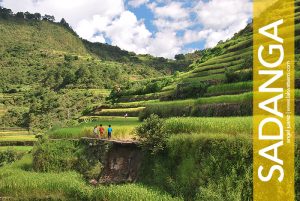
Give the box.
[0,128,34,141]
[119,90,173,102]
[165,117,253,136]
[94,107,145,117]
[116,100,160,108]
[147,99,195,107]
[296,89,300,98]
[190,64,242,79]
[0,146,33,152]
[192,59,245,73]
[0,130,30,136]
[0,155,182,201]
[296,71,300,79]
[195,92,252,104]
[48,116,141,140]
[91,184,183,201]
[206,81,253,96]
[143,92,252,109]
[0,108,7,117]
[194,48,252,67]
[197,47,252,64]
[166,116,300,137]
[0,135,37,141]
[182,73,225,82]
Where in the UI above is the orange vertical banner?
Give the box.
[253,0,295,200]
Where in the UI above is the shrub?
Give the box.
[32,138,111,179]
[0,107,29,127]
[139,135,253,200]
[225,69,252,83]
[0,149,22,166]
[173,82,208,99]
[32,140,77,172]
[225,69,239,83]
[136,114,170,154]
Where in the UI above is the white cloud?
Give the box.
[153,18,191,31]
[89,35,106,43]
[196,0,252,30]
[194,0,252,48]
[0,0,252,58]
[145,1,193,57]
[105,11,152,54]
[128,0,148,8]
[148,30,182,58]
[148,2,189,20]
[183,29,210,44]
[1,0,124,26]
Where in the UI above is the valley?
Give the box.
[0,1,300,200]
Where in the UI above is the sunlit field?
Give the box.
[48,116,140,140]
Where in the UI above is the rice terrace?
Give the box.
[0,1,300,201]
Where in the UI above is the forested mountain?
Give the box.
[0,7,193,131]
[0,7,193,93]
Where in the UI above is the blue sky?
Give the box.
[0,0,252,58]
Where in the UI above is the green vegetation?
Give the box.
[165,117,252,136]
[136,114,169,154]
[93,107,145,117]
[0,135,36,141]
[206,81,252,96]
[0,8,188,132]
[0,149,25,166]
[1,2,300,200]
[139,93,252,119]
[91,184,183,201]
[48,116,140,140]
[140,134,253,200]
[0,146,32,151]
[0,150,181,200]
[0,128,36,142]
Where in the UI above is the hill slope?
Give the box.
[106,0,300,119]
[0,8,193,92]
[0,8,193,130]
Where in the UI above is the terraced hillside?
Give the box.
[0,8,194,134]
[100,1,300,120]
[0,127,36,147]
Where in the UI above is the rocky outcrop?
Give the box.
[98,140,143,184]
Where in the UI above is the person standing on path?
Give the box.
[93,126,99,138]
[99,124,104,138]
[107,125,112,139]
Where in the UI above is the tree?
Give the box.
[60,18,71,29]
[107,86,121,104]
[15,12,25,19]
[136,114,169,154]
[23,12,41,20]
[75,66,93,87]
[0,7,13,19]
[61,71,76,88]
[24,12,35,20]
[33,13,41,20]
[175,54,185,60]
[42,14,55,22]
